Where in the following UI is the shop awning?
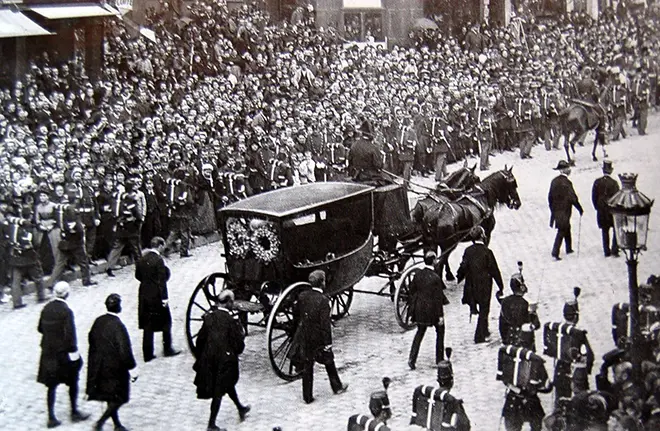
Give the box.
[343,0,382,8]
[28,4,121,20]
[0,10,53,38]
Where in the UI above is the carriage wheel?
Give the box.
[330,287,353,320]
[394,266,421,330]
[185,272,230,356]
[266,282,310,381]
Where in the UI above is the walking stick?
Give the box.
[577,215,582,259]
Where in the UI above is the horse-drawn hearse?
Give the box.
[185,166,521,381]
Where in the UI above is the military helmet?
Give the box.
[510,273,526,294]
[436,347,454,389]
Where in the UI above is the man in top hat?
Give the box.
[592,160,620,257]
[87,294,137,431]
[289,270,348,404]
[408,250,449,370]
[37,281,90,428]
[348,118,387,185]
[457,226,505,344]
[548,160,583,261]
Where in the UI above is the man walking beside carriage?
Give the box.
[548,160,584,261]
[408,251,449,370]
[289,270,348,404]
[457,226,505,344]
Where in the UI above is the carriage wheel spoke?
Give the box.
[277,342,294,371]
[189,317,203,322]
[193,301,207,313]
[271,332,288,342]
[192,332,199,339]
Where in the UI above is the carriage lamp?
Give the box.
[607,173,654,382]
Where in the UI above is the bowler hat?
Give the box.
[554,160,571,170]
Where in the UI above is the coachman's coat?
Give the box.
[136,250,172,332]
[86,314,136,404]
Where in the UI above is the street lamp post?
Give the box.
[607,173,654,382]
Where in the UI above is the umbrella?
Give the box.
[413,18,439,30]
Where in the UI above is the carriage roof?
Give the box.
[220,182,374,218]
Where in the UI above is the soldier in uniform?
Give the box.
[493,87,516,153]
[591,160,620,257]
[552,293,595,408]
[164,169,194,259]
[3,202,47,309]
[516,86,538,160]
[269,152,295,189]
[630,68,650,136]
[576,67,600,104]
[396,114,417,185]
[347,378,392,431]
[48,191,98,288]
[67,167,100,262]
[497,265,540,350]
[106,178,144,277]
[606,72,629,141]
[95,177,116,261]
[413,105,432,177]
[475,94,494,171]
[429,109,451,181]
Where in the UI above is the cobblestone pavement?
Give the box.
[1,116,660,431]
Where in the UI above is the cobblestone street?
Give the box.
[2,115,660,431]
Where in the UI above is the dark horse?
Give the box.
[560,91,609,165]
[416,166,521,281]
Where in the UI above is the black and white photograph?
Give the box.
[1,0,660,429]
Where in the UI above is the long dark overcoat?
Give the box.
[457,243,504,312]
[409,267,449,326]
[193,308,245,399]
[136,250,172,332]
[37,299,82,387]
[86,314,136,404]
[288,289,332,364]
[591,175,620,229]
[548,174,583,230]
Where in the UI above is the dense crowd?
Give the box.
[0,3,658,297]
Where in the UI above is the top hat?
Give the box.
[602,160,614,174]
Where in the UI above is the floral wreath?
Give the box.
[226,219,250,259]
[251,223,281,263]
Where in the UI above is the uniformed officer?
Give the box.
[47,191,97,288]
[68,167,100,261]
[576,66,600,104]
[106,178,144,276]
[396,114,417,185]
[348,119,387,185]
[630,68,650,135]
[163,169,194,259]
[517,87,538,160]
[429,110,452,181]
[474,94,494,171]
[497,266,540,350]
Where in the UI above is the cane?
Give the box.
[577,215,582,259]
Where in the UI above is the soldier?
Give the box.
[95,176,116,261]
[576,66,600,104]
[67,167,100,262]
[630,68,650,136]
[106,178,144,277]
[348,119,387,185]
[3,202,47,309]
[164,169,194,259]
[347,378,392,431]
[396,114,417,185]
[607,71,629,141]
[517,86,538,160]
[48,192,97,288]
[475,94,494,171]
[429,109,451,181]
[497,264,540,349]
[269,152,294,189]
[551,291,595,408]
[591,160,620,257]
[493,87,516,153]
[413,105,432,177]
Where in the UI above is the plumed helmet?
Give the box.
[563,300,579,321]
[359,118,374,139]
[369,390,391,419]
[510,273,526,294]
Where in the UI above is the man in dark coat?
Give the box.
[408,251,449,370]
[37,282,89,428]
[136,236,181,362]
[457,226,504,344]
[290,270,348,404]
[87,294,137,431]
[348,119,387,185]
[591,160,620,257]
[548,160,584,260]
[497,270,540,349]
[193,290,250,431]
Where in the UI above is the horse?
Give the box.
[417,166,521,281]
[560,90,609,164]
